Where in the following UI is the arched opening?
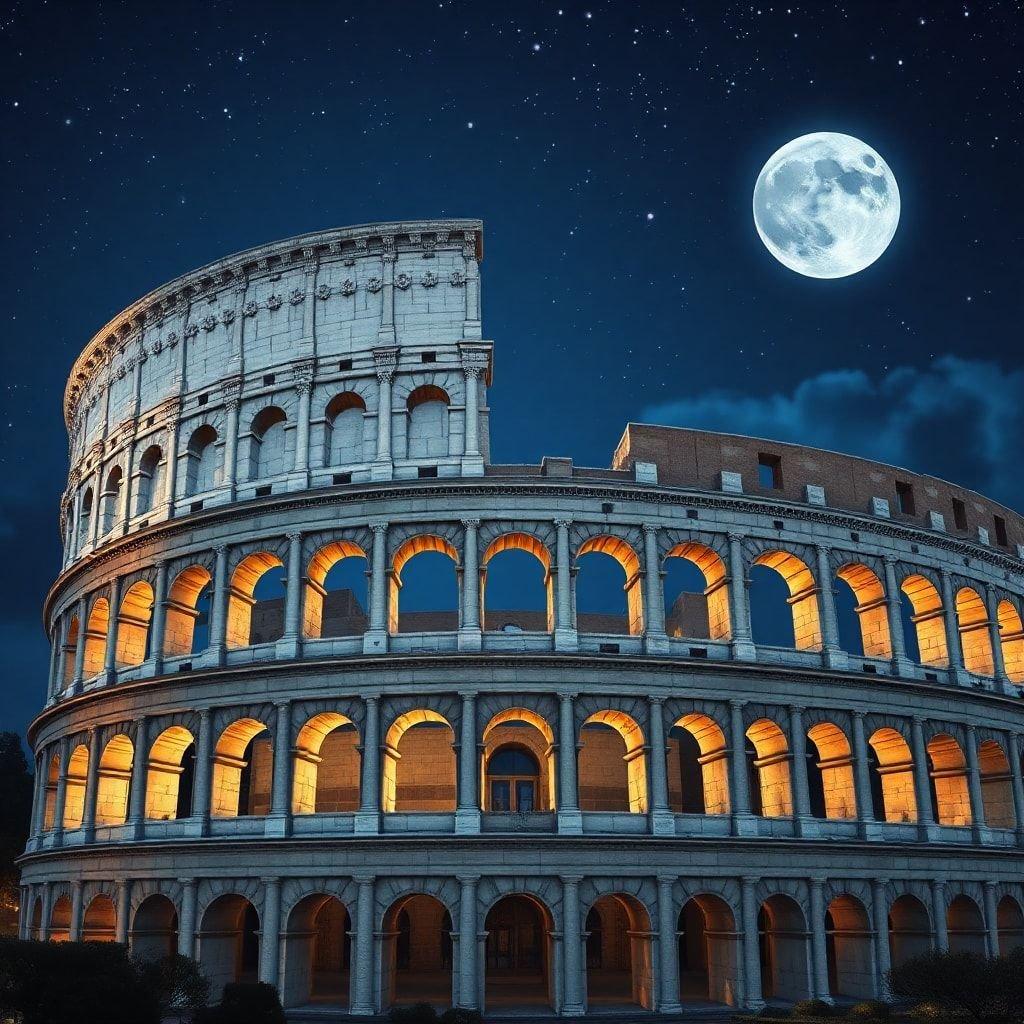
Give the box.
[668,714,729,815]
[888,895,932,967]
[96,734,134,826]
[249,406,289,480]
[62,744,89,830]
[227,552,286,648]
[867,728,917,823]
[956,587,995,677]
[145,726,196,820]
[292,713,360,814]
[79,488,93,545]
[805,723,856,820]
[82,894,116,942]
[381,894,452,1007]
[758,895,810,1003]
[131,894,179,961]
[900,575,948,668]
[62,614,79,683]
[49,895,72,942]
[211,718,272,818]
[164,565,213,656]
[947,895,986,955]
[185,424,219,496]
[578,710,647,814]
[382,710,456,813]
[198,894,260,1001]
[42,753,60,830]
[482,534,553,633]
[585,894,654,1009]
[745,720,793,818]
[482,709,555,813]
[324,392,367,466]
[390,535,459,634]
[997,896,1024,955]
[135,445,164,517]
[83,597,109,678]
[678,894,738,1006]
[406,385,450,459]
[303,541,369,639]
[115,581,154,667]
[664,543,731,641]
[926,733,972,827]
[997,600,1024,684]
[825,895,873,999]
[979,739,1016,829]
[835,564,892,659]
[282,894,351,1009]
[485,894,554,1010]
[100,466,123,535]
[750,551,822,651]
[575,536,643,636]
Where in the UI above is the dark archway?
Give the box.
[485,894,554,1010]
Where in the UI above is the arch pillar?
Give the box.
[349,875,376,1015]
[456,691,481,832]
[562,875,586,1015]
[371,352,395,481]
[460,362,484,475]
[177,878,198,957]
[790,705,814,836]
[815,544,848,669]
[363,522,389,654]
[940,570,969,686]
[808,878,832,1002]
[871,879,891,998]
[103,576,121,683]
[259,877,282,988]
[648,697,674,834]
[985,585,1010,690]
[657,875,682,1012]
[293,367,314,483]
[71,594,88,693]
[81,726,101,843]
[643,525,669,654]
[1008,732,1024,847]
[457,874,480,1008]
[911,716,937,841]
[51,736,71,846]
[206,543,229,668]
[223,389,241,500]
[727,533,756,660]
[458,519,482,651]
[115,880,131,945]
[964,724,988,844]
[147,560,168,676]
[557,692,582,834]
[931,880,949,952]
[162,413,180,516]
[740,876,764,1011]
[356,695,381,833]
[554,519,578,651]
[128,716,149,839]
[193,709,213,835]
[730,700,756,835]
[277,530,303,659]
[69,880,84,942]
[852,712,874,840]
[38,883,53,942]
[983,881,1000,957]
[267,700,293,836]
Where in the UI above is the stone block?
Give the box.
[928,511,946,532]
[634,461,658,485]
[720,470,743,494]
[870,497,891,518]
[977,526,990,545]
[805,484,825,506]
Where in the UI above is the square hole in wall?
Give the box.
[421,351,437,363]
[952,498,968,531]
[333,472,352,485]
[850,531,860,542]
[338,358,353,371]
[601,502,614,514]
[197,394,208,407]
[599,642,620,654]
[686,510,699,520]
[263,373,275,386]
[758,452,783,489]
[994,515,1009,547]
[255,485,272,497]
[773,520,784,531]
[417,466,438,478]
[138,520,149,529]
[862,663,877,674]
[910,544,919,554]
[146,416,154,427]
[896,479,916,516]
[190,500,204,513]
[178,662,193,673]
[688,646,708,658]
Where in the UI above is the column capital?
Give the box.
[458,690,478,701]
[462,365,482,380]
[275,699,291,713]
[376,368,394,384]
[852,709,867,720]
[983,879,998,891]
[560,874,584,885]
[214,542,229,556]
[260,875,282,886]
[353,874,375,885]
[883,552,899,566]
[369,521,389,535]
[656,873,679,885]
[809,876,827,889]
[789,704,806,715]
[554,518,573,530]
[456,873,481,884]
[178,876,197,887]
[364,694,379,706]
[730,698,748,710]
[648,695,665,707]
[286,530,303,543]
[872,878,890,890]
[197,707,211,720]
[642,523,659,536]
[741,875,760,887]
[727,530,745,543]
[557,690,577,702]
[931,878,947,891]
[461,518,481,530]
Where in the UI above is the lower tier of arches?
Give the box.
[20,865,1024,1015]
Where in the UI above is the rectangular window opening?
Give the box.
[598,642,620,654]
[757,452,783,489]
[895,480,916,516]
[952,498,968,531]
[254,485,272,497]
[263,373,275,386]
[994,515,1009,547]
[417,466,438,478]
[338,358,353,371]
[332,472,352,485]
[189,500,204,513]
[197,394,208,407]
[421,351,437,363]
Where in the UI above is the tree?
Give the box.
[0,733,33,936]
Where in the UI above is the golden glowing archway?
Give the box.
[956,587,995,677]
[389,535,459,634]
[211,718,270,817]
[481,706,557,811]
[145,726,195,820]
[116,581,154,667]
[576,535,644,635]
[867,727,917,823]
[482,533,554,632]
[997,600,1024,684]
[806,722,856,819]
[746,718,792,817]
[901,575,948,668]
[382,708,455,812]
[303,540,368,638]
[579,709,648,813]
[164,565,212,657]
[671,713,730,815]
[227,552,284,649]
[664,542,731,641]
[927,733,971,827]
[96,734,134,826]
[836,563,892,659]
[292,712,360,814]
[752,550,821,650]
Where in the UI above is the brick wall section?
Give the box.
[578,726,630,811]
[614,423,1024,552]
[395,725,456,811]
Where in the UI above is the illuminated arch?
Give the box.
[806,721,856,820]
[248,405,288,480]
[303,540,368,639]
[576,535,644,636]
[825,895,873,999]
[745,719,792,818]
[145,726,195,820]
[978,739,1015,829]
[481,533,554,632]
[62,614,79,683]
[579,709,648,813]
[482,707,556,812]
[82,894,116,942]
[211,718,271,818]
[997,600,1024,684]
[42,752,60,831]
[867,727,918,823]
[382,709,456,813]
[664,541,731,641]
[63,744,89,830]
[115,580,154,667]
[751,550,822,650]
[96,734,134,826]
[227,551,285,648]
[292,712,360,814]
[836,563,892,659]
[164,565,212,656]
[926,733,972,826]
[669,713,730,815]
[389,535,459,634]
[956,587,995,677]
[83,597,109,677]
[901,575,948,668]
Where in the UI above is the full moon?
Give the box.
[753,132,900,279]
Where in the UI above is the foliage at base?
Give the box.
[195,981,286,1024]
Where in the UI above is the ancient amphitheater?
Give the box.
[18,219,1024,1017]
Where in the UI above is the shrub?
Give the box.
[195,981,286,1024]
[792,1000,833,1019]
[440,1009,484,1024]
[847,1001,890,1021]
[389,1003,440,1024]
[134,952,210,1013]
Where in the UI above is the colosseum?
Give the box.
[18,218,1024,1018]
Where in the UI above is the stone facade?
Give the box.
[19,219,1024,1017]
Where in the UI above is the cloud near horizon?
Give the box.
[641,356,1024,511]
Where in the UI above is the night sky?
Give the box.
[1,2,1022,736]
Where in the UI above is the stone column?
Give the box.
[554,519,577,651]
[1007,732,1024,846]
[207,544,229,667]
[790,706,813,834]
[740,876,765,1011]
[648,697,674,834]
[911,716,936,838]
[39,883,52,941]
[88,462,104,546]
[103,575,121,683]
[940,570,968,685]
[193,709,213,834]
[177,878,197,957]
[149,560,168,675]
[458,519,482,650]
[809,878,831,1001]
[985,585,1009,687]
[259,877,282,987]
[462,234,482,337]
[730,700,754,835]
[350,875,376,1015]
[222,390,241,500]
[456,691,480,833]
[642,524,668,654]
[964,725,987,842]
[727,532,756,660]
[457,875,479,1008]
[883,555,913,675]
[815,544,847,669]
[852,712,875,839]
[267,701,292,836]
[983,880,1001,957]
[18,886,29,939]
[29,753,46,841]
[293,363,314,481]
[72,594,88,691]
[871,879,891,998]
[557,693,582,833]
[657,875,682,1012]
[931,880,949,951]
[69,880,84,942]
[462,366,482,463]
[51,736,71,844]
[355,695,381,833]
[278,531,303,659]
[127,716,149,839]
[162,414,180,515]
[81,727,101,843]
[115,880,131,945]
[371,349,396,481]
[364,522,389,654]
[561,875,585,1014]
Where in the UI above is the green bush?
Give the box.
[439,1008,484,1024]
[195,981,286,1024]
[792,999,833,1019]
[389,1002,440,1024]
[847,1001,890,1021]
[134,952,210,1013]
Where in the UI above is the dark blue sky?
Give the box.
[1,1,1021,735]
